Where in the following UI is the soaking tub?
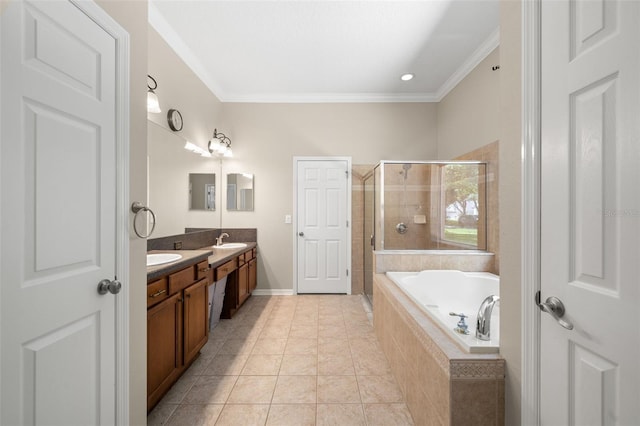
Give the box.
[386,270,499,353]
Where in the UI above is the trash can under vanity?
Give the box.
[208,276,227,330]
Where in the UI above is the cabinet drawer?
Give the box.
[214,259,236,281]
[168,266,196,295]
[196,261,211,282]
[251,248,256,260]
[147,278,168,307]
[237,252,246,266]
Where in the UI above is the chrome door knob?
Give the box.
[536,292,573,330]
[98,279,122,295]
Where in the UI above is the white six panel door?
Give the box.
[540,0,640,424]
[297,160,349,294]
[1,1,119,424]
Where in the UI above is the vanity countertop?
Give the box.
[146,249,212,281]
[146,243,257,281]
[204,242,257,268]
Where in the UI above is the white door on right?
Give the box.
[540,0,640,424]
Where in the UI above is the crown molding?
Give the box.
[222,92,440,103]
[434,27,500,101]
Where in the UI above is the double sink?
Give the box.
[146,243,247,266]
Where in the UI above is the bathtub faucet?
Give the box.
[476,295,500,341]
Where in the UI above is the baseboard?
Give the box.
[251,289,295,296]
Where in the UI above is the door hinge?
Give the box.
[346,269,349,277]
[345,170,348,178]
[347,220,349,227]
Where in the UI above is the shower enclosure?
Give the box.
[363,161,488,303]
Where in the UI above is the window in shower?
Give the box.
[440,163,485,249]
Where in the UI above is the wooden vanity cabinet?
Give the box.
[249,253,257,293]
[237,252,249,306]
[183,278,209,364]
[221,248,257,319]
[147,260,210,412]
[147,292,182,410]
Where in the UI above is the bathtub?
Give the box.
[386,270,499,353]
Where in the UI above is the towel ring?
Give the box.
[131,201,156,238]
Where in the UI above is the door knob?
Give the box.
[299,232,304,237]
[536,291,573,330]
[98,279,122,295]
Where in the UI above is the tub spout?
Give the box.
[476,295,500,341]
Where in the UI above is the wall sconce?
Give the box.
[147,75,161,113]
[208,129,233,157]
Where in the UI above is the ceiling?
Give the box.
[149,0,500,103]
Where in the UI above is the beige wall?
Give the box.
[436,48,500,160]
[220,103,437,290]
[94,1,148,424]
[499,0,522,424]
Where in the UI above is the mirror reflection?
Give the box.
[227,173,254,211]
[189,173,216,211]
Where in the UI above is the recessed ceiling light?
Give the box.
[400,73,414,81]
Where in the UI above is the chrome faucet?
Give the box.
[476,295,500,341]
[215,232,229,246]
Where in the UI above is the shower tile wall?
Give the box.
[383,164,432,250]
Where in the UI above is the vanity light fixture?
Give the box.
[184,141,211,157]
[147,74,161,113]
[208,128,233,158]
[400,73,414,81]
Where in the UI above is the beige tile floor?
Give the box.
[148,295,414,426]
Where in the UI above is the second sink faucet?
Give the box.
[476,295,500,341]
[216,232,230,246]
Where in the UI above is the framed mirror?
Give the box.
[189,173,216,211]
[227,173,254,211]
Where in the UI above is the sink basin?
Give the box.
[146,253,182,266]
[213,243,247,250]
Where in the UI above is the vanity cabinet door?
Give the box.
[248,258,257,293]
[147,293,182,410]
[183,278,209,366]
[238,262,249,305]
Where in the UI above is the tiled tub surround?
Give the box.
[373,274,504,425]
[374,250,495,274]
